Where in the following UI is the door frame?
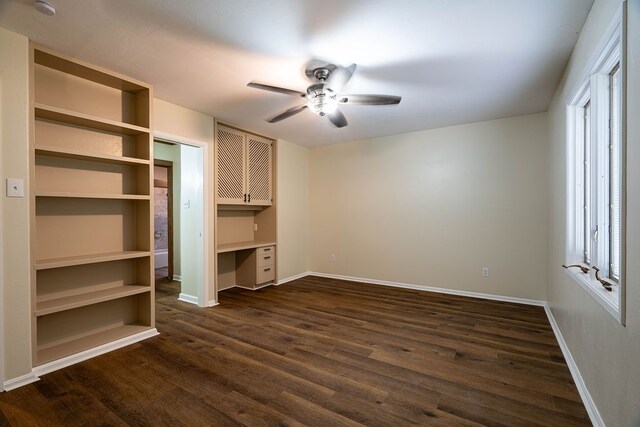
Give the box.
[0,80,4,390]
[154,160,174,279]
[154,131,211,307]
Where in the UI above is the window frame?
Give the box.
[565,6,626,325]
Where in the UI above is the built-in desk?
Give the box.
[216,242,276,290]
[216,240,277,254]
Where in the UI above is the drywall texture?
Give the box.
[153,99,216,304]
[276,139,309,281]
[547,0,640,424]
[0,28,31,383]
[309,113,549,301]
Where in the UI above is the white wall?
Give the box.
[309,113,549,301]
[276,139,310,281]
[0,28,31,383]
[547,0,640,424]
[179,144,204,299]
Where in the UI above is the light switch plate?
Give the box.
[6,178,24,198]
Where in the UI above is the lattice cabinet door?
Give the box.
[246,134,273,206]
[216,125,247,204]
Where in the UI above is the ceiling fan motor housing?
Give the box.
[313,67,331,82]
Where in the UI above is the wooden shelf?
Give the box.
[36,286,150,317]
[35,103,149,136]
[34,48,148,93]
[37,324,151,365]
[35,191,150,200]
[217,240,276,254]
[36,251,151,270]
[35,145,150,166]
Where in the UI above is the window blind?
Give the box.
[610,65,621,280]
[584,101,592,265]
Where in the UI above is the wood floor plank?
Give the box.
[0,275,589,426]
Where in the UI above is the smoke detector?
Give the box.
[34,0,56,16]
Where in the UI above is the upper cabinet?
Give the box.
[216,125,272,206]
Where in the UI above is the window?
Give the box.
[566,10,625,324]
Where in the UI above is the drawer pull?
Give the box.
[264,268,271,272]
[263,248,271,252]
[264,256,271,260]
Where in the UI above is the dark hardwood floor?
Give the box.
[0,275,589,426]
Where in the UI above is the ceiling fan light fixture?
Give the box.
[307,92,338,116]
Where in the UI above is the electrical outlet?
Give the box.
[330,254,336,262]
[481,267,489,277]
[253,224,258,231]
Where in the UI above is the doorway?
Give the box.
[153,140,205,305]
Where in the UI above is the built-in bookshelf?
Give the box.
[30,45,157,367]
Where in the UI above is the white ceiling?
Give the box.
[0,0,593,146]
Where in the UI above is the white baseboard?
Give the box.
[206,300,219,307]
[276,271,311,286]
[178,293,198,305]
[309,272,546,306]
[33,328,159,378]
[173,275,182,281]
[3,372,39,391]
[543,304,603,426]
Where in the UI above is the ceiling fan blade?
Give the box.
[267,105,307,123]
[247,82,306,97]
[338,94,401,105]
[327,109,348,128]
[326,64,356,91]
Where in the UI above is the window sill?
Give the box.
[564,267,622,323]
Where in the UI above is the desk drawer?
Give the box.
[257,246,275,256]
[257,265,275,284]
[258,252,275,267]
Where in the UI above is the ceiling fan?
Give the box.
[247,62,401,128]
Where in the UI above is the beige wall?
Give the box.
[309,113,549,301]
[153,99,216,304]
[547,0,640,424]
[0,28,31,382]
[276,139,309,281]
[154,99,214,143]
